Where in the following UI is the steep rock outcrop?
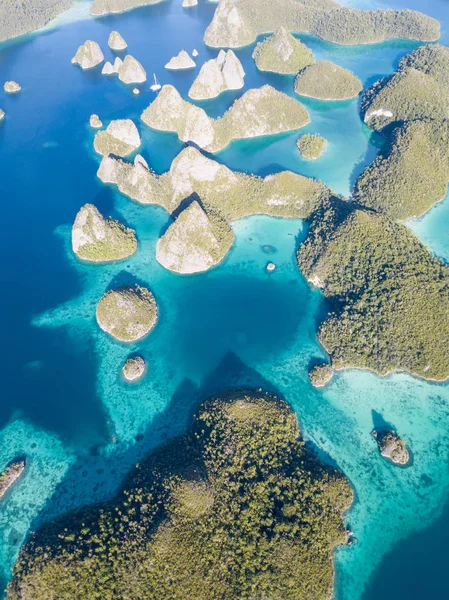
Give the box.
[165,50,196,70]
[188,49,245,100]
[118,55,147,84]
[94,119,141,157]
[108,30,127,50]
[71,40,104,69]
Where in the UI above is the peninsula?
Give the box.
[252,27,315,74]
[141,84,310,152]
[8,390,353,600]
[204,0,440,48]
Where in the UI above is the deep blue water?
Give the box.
[0,0,449,598]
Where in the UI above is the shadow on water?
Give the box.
[371,410,395,433]
[26,351,284,533]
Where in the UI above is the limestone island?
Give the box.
[298,197,449,381]
[4,81,21,94]
[71,40,104,70]
[118,55,147,84]
[94,118,141,157]
[294,61,362,100]
[192,49,199,58]
[72,203,137,263]
[89,114,103,129]
[297,134,327,160]
[8,390,353,600]
[0,459,26,499]
[165,50,196,71]
[182,0,198,6]
[122,355,146,381]
[188,50,245,100]
[97,145,333,272]
[309,363,334,388]
[102,57,123,75]
[108,31,127,50]
[0,0,72,43]
[96,285,158,343]
[372,430,410,466]
[90,0,164,16]
[252,27,315,75]
[156,200,234,274]
[357,45,449,220]
[204,0,440,48]
[141,84,310,152]
[0,109,4,121]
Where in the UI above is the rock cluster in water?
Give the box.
[122,355,146,381]
[102,57,123,75]
[72,203,137,263]
[118,55,147,84]
[372,430,410,465]
[0,459,26,499]
[156,200,234,274]
[108,31,127,50]
[71,40,104,69]
[4,81,21,94]
[142,84,309,152]
[90,114,103,129]
[165,50,196,70]
[294,61,362,100]
[94,119,141,157]
[96,285,158,342]
[188,49,245,100]
[252,27,315,74]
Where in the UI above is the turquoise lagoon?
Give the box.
[0,0,449,597]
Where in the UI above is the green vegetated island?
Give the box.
[0,0,72,42]
[8,390,353,600]
[204,0,440,48]
[356,44,449,219]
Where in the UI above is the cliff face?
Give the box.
[0,0,73,42]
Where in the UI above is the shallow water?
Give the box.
[0,0,449,598]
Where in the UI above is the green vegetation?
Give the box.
[298,199,449,380]
[353,120,449,219]
[8,390,353,600]
[0,459,25,499]
[96,285,158,343]
[0,0,72,42]
[294,61,362,100]
[372,430,410,465]
[309,363,334,387]
[141,84,310,153]
[357,45,449,219]
[72,204,137,263]
[204,0,439,49]
[297,134,328,160]
[98,146,332,220]
[361,44,449,131]
[94,119,141,157]
[252,27,315,75]
[156,201,235,274]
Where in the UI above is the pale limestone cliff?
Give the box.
[253,27,315,74]
[188,49,245,100]
[94,119,141,156]
[108,30,127,50]
[90,114,103,128]
[165,50,196,70]
[4,81,21,93]
[142,84,309,152]
[118,55,147,84]
[156,200,234,274]
[71,40,104,69]
[90,0,164,16]
[72,203,137,262]
[122,356,146,381]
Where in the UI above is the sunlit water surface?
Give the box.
[0,0,449,598]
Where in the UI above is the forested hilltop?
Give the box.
[8,391,353,600]
[0,0,73,42]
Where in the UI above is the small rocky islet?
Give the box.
[372,430,410,466]
[0,459,26,499]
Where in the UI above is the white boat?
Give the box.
[150,73,161,92]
